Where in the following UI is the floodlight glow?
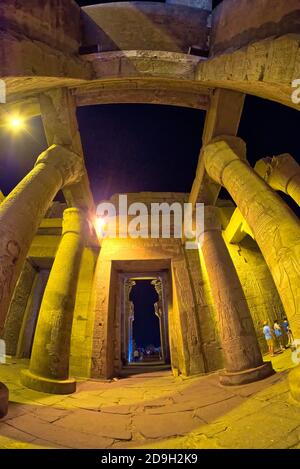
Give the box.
[7,115,26,132]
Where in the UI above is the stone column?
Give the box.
[154,302,165,361]
[152,278,167,362]
[255,154,300,206]
[203,137,300,399]
[0,382,8,418]
[0,145,83,335]
[200,206,274,385]
[21,209,86,394]
[124,280,135,363]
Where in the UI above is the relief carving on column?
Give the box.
[255,154,300,194]
[35,144,84,187]
[125,280,136,300]
[0,241,21,324]
[154,302,162,319]
[151,279,162,300]
[203,136,247,186]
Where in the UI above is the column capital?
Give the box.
[62,208,86,236]
[35,144,84,188]
[255,153,300,194]
[204,136,247,185]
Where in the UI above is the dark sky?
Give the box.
[1,96,299,217]
[130,280,160,348]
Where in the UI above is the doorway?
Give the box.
[120,272,170,375]
[130,279,161,363]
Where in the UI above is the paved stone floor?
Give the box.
[0,352,300,449]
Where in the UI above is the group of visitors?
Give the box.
[263,317,294,356]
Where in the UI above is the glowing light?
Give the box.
[6,115,26,132]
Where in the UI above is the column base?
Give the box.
[0,382,9,418]
[219,361,275,386]
[21,370,76,395]
[288,366,300,402]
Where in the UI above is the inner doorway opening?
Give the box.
[120,273,171,375]
[130,279,161,364]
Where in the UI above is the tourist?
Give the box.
[274,319,285,351]
[282,317,293,346]
[133,349,139,362]
[263,321,275,357]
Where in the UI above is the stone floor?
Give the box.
[0,351,300,449]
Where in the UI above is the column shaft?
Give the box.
[200,206,274,385]
[21,208,85,394]
[255,154,300,206]
[203,137,300,400]
[0,145,83,335]
[204,137,300,338]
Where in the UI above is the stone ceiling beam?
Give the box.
[3,33,300,111]
[189,88,245,206]
[39,88,95,215]
[74,86,209,110]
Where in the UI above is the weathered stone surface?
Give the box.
[204,137,300,342]
[39,88,95,213]
[0,0,82,54]
[200,206,272,382]
[21,209,87,394]
[3,260,36,355]
[134,411,203,439]
[0,353,299,448]
[82,3,209,54]
[255,154,300,206]
[0,145,83,337]
[0,382,9,418]
[55,409,132,440]
[211,0,300,56]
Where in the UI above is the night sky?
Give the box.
[130,280,160,348]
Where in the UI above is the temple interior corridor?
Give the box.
[1,0,300,453]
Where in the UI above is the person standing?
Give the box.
[274,319,285,351]
[263,321,275,357]
[282,317,294,347]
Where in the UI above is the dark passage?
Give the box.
[130,280,160,358]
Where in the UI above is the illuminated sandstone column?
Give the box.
[200,206,274,385]
[0,145,83,336]
[203,137,300,398]
[21,209,85,394]
[0,382,8,418]
[255,154,300,206]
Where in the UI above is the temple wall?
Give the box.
[81,2,210,54]
[211,0,300,56]
[0,0,82,54]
